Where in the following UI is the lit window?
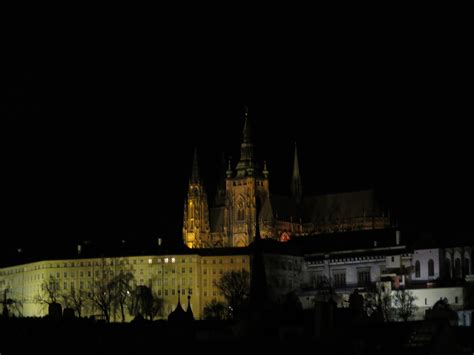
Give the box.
[148,259,153,264]
[171,257,176,263]
[164,258,169,264]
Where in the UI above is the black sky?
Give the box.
[3,12,473,257]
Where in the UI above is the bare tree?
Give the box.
[88,264,115,322]
[35,275,61,305]
[393,288,418,321]
[202,299,228,320]
[215,270,250,319]
[2,288,23,318]
[62,286,88,318]
[128,285,163,321]
[111,271,135,322]
[364,284,392,322]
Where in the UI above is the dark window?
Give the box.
[333,272,346,287]
[428,259,435,277]
[357,270,371,286]
[415,260,421,278]
[463,258,470,276]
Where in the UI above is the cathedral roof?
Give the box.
[270,194,300,221]
[302,189,385,222]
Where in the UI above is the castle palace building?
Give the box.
[183,109,391,249]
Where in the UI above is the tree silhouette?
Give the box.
[215,269,250,319]
[393,289,418,321]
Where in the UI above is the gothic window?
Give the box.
[428,259,435,277]
[415,260,421,278]
[237,200,244,220]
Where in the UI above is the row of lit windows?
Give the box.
[202,258,246,264]
[0,257,249,276]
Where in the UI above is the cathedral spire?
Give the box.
[242,106,252,144]
[291,142,303,204]
[236,106,258,177]
[190,146,200,184]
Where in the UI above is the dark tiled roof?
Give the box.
[302,189,385,222]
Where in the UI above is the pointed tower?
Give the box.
[183,148,210,248]
[224,107,272,247]
[214,152,227,206]
[186,294,195,321]
[291,142,303,205]
[235,106,259,178]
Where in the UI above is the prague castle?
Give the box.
[1,109,471,324]
[183,108,391,249]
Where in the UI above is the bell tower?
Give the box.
[224,107,271,247]
[182,148,210,248]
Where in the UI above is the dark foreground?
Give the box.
[0,317,473,355]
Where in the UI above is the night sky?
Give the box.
[3,15,473,258]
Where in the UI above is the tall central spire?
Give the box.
[291,142,303,204]
[242,106,252,144]
[190,146,200,184]
[236,106,258,177]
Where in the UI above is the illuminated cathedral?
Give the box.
[182,109,391,248]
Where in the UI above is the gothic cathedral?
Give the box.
[183,109,391,248]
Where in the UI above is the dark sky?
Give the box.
[2,13,473,256]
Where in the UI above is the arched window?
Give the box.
[415,260,420,278]
[428,259,434,277]
[463,258,470,276]
[454,258,462,278]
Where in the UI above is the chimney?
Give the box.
[395,230,400,245]
[77,244,82,255]
[374,240,378,247]
[158,238,162,247]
